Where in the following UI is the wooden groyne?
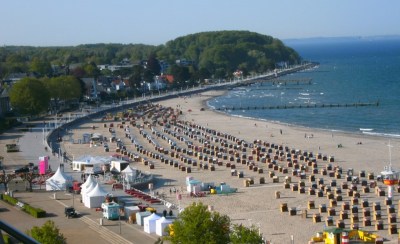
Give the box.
[216,101,379,111]
[270,78,312,85]
[240,78,312,87]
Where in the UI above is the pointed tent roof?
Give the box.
[81,180,95,195]
[91,133,103,139]
[47,166,72,182]
[81,174,94,188]
[156,217,172,224]
[87,182,108,197]
[121,165,136,174]
[74,155,111,165]
[84,181,97,195]
[145,213,161,221]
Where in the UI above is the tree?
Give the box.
[129,65,144,91]
[9,78,50,116]
[44,76,82,101]
[214,68,227,79]
[0,172,16,192]
[19,172,40,192]
[229,224,264,244]
[196,67,211,83]
[113,67,133,77]
[146,53,161,76]
[166,202,230,244]
[83,62,100,78]
[70,67,86,78]
[143,69,154,83]
[27,220,66,244]
[29,57,53,77]
[168,65,190,87]
[0,30,301,91]
[3,53,29,75]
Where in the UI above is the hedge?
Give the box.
[2,194,18,205]
[2,234,10,244]
[23,204,46,218]
[0,194,46,218]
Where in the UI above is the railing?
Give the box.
[0,220,40,244]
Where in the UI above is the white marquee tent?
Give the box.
[121,165,137,182]
[72,155,111,174]
[144,213,161,234]
[82,181,96,204]
[156,217,173,236]
[80,175,95,204]
[84,182,109,208]
[45,166,73,191]
[80,175,95,195]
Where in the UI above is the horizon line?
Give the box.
[1,34,400,48]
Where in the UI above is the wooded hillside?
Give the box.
[0,30,300,79]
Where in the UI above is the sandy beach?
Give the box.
[2,89,400,243]
[158,91,400,243]
[54,89,400,243]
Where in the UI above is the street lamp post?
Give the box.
[119,212,122,234]
[42,128,45,145]
[59,147,63,163]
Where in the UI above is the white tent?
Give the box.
[82,181,97,204]
[84,182,109,208]
[121,165,137,182]
[111,160,130,173]
[156,217,173,236]
[91,133,103,141]
[72,155,111,174]
[144,213,161,234]
[136,211,151,226]
[45,166,73,191]
[125,206,140,223]
[80,175,95,195]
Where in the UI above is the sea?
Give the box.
[207,36,400,138]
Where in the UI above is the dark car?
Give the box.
[64,207,78,218]
[14,166,29,174]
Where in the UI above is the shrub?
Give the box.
[27,220,66,244]
[0,118,21,133]
[1,194,46,218]
[2,234,10,244]
[1,194,18,205]
[23,204,47,218]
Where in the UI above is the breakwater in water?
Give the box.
[216,101,379,111]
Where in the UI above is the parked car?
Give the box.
[64,207,78,218]
[14,166,29,174]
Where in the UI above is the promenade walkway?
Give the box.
[0,63,317,243]
[0,119,160,243]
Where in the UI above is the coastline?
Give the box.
[154,91,400,242]
[166,90,400,170]
[2,71,400,243]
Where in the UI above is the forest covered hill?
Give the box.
[0,30,301,79]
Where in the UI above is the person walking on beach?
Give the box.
[280,129,282,135]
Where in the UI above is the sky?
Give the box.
[1,0,399,47]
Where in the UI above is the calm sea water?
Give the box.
[207,37,400,137]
